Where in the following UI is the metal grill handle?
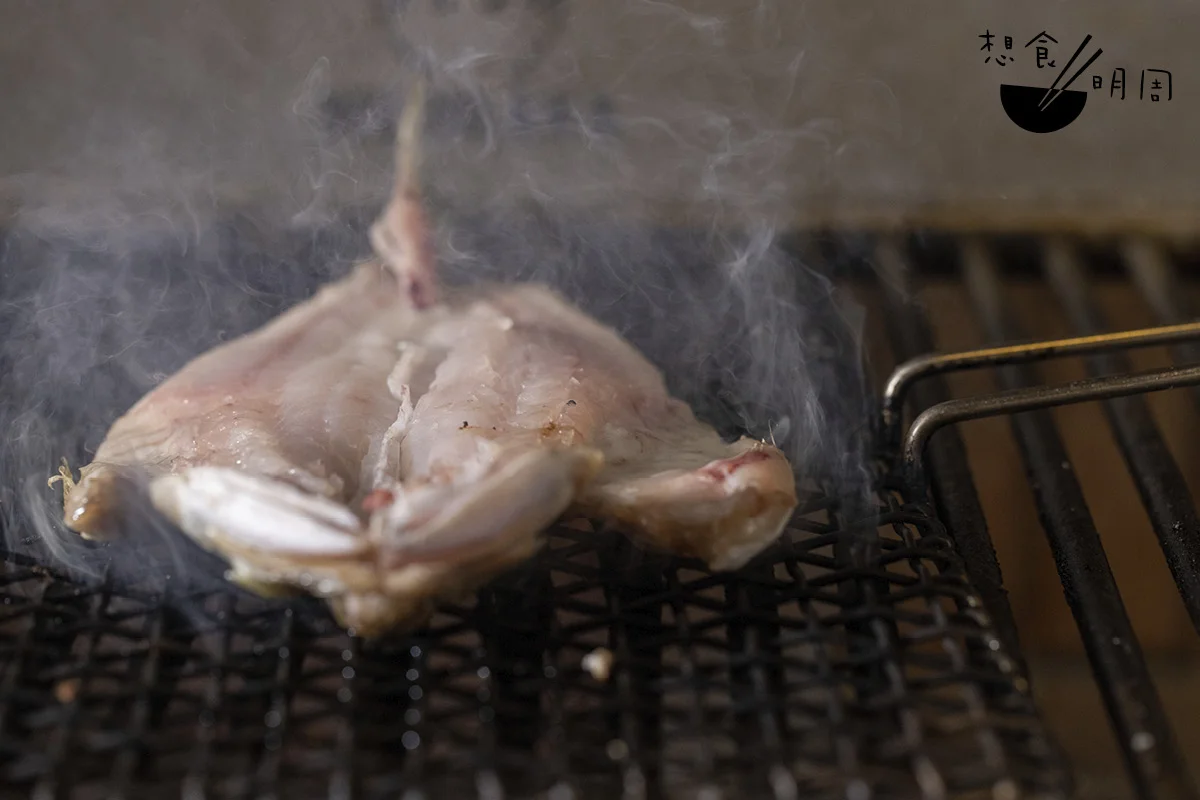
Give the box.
[900,362,1200,487]
[882,321,1200,451]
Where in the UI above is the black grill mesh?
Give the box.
[0,482,1068,800]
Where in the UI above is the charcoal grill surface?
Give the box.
[874,231,1200,799]
[0,482,1066,800]
[9,220,1200,799]
[0,215,1070,799]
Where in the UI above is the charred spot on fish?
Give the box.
[566,399,577,406]
[460,421,469,429]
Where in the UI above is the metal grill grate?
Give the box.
[872,231,1200,800]
[6,223,1200,799]
[0,483,1067,799]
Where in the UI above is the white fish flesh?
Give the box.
[54,82,797,634]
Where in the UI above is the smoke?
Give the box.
[0,0,886,590]
[432,206,872,486]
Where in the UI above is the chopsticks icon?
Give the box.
[1038,35,1104,112]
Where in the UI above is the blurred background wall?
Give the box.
[1,1,1196,231]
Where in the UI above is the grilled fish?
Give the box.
[54,82,797,634]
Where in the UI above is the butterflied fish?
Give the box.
[54,81,797,635]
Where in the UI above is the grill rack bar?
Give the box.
[901,362,1200,488]
[1125,238,1200,405]
[885,238,1200,631]
[869,238,1028,669]
[896,347,1200,799]
[880,319,1200,451]
[1044,239,1200,637]
[882,234,1200,800]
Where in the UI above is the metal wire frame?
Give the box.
[901,363,1200,489]
[879,234,1200,800]
[881,321,1200,452]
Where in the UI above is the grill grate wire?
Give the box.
[0,485,1067,799]
[879,232,1200,800]
[6,227,1200,798]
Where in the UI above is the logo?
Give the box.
[1000,34,1101,133]
[979,29,1175,134]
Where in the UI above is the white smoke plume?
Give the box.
[0,0,886,587]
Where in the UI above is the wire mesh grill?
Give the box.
[874,231,1200,799]
[0,478,1068,800]
[0,218,1085,798]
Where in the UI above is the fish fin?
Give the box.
[369,77,437,308]
[47,458,77,513]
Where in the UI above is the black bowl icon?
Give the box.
[1000,83,1088,133]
